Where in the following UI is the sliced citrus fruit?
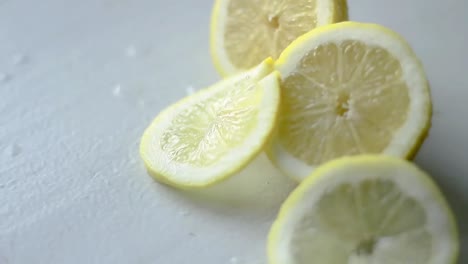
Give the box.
[211,0,348,76]
[268,22,432,181]
[140,59,280,188]
[268,155,459,264]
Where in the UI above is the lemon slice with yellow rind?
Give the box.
[268,22,432,181]
[140,59,280,188]
[211,0,348,76]
[268,156,459,264]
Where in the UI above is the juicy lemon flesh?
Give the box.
[279,40,410,165]
[160,76,264,167]
[291,178,431,264]
[225,0,319,69]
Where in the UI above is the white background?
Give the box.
[0,0,467,263]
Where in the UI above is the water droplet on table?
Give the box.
[112,84,122,97]
[128,156,138,165]
[12,53,29,66]
[186,85,196,95]
[179,210,190,217]
[125,45,137,58]
[137,99,146,108]
[0,72,11,83]
[4,143,22,157]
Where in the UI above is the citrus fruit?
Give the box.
[211,0,348,76]
[140,59,280,188]
[268,22,432,181]
[268,155,458,264]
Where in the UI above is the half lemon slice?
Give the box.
[140,59,280,188]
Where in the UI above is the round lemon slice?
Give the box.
[268,156,459,264]
[211,0,348,76]
[268,22,432,181]
[140,59,280,188]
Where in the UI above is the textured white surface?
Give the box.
[0,0,467,263]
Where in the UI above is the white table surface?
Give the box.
[0,0,467,263]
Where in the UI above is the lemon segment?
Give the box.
[211,0,348,76]
[140,59,280,188]
[268,22,432,181]
[268,156,459,264]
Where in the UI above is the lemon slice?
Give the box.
[268,156,459,264]
[140,59,280,188]
[268,22,432,181]
[211,0,348,76]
